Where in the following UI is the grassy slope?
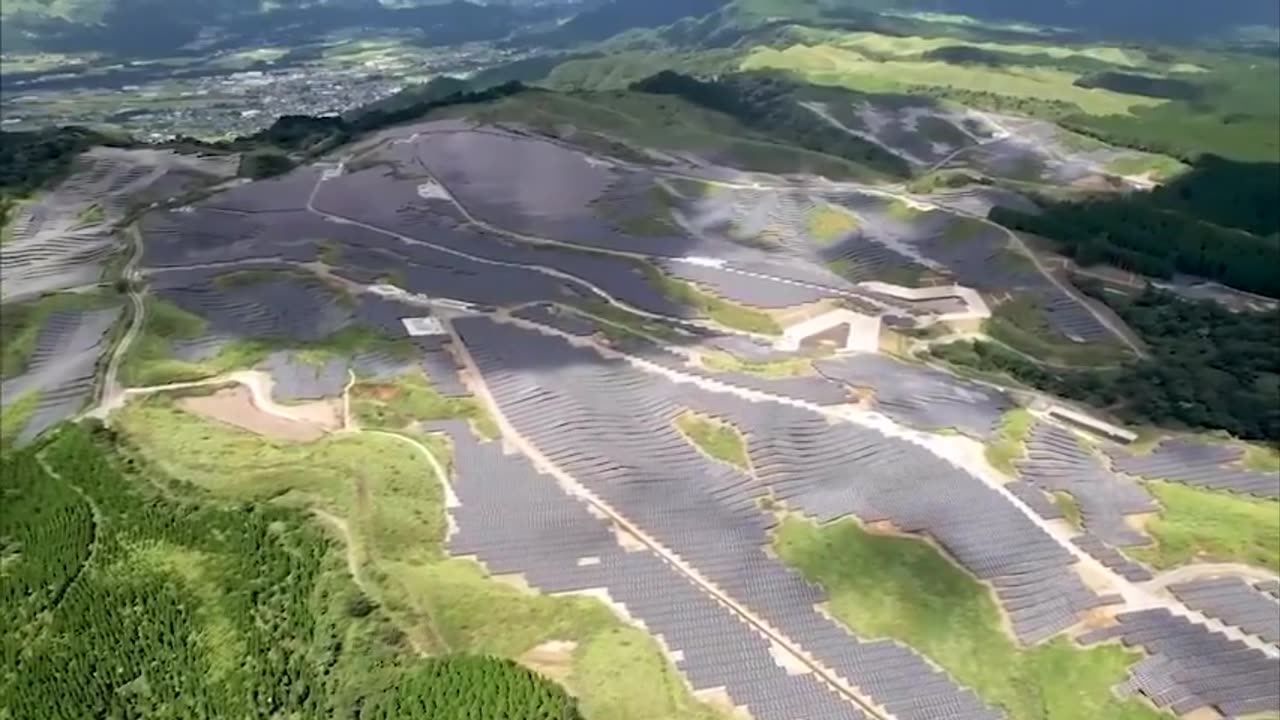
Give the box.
[351,369,499,441]
[773,515,1167,720]
[0,389,40,448]
[805,203,859,244]
[700,349,812,378]
[986,296,1134,367]
[674,410,750,471]
[984,407,1034,475]
[1129,481,1280,574]
[741,43,1164,117]
[114,398,724,720]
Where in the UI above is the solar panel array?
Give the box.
[1167,577,1280,645]
[1106,439,1280,498]
[450,315,1162,718]
[816,354,1013,438]
[1070,534,1153,582]
[261,351,348,402]
[436,420,868,720]
[1004,481,1064,520]
[1081,608,1280,717]
[0,306,121,442]
[730,403,1105,645]
[1015,423,1155,547]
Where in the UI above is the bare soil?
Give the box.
[518,640,577,683]
[177,387,328,442]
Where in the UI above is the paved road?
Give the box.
[85,225,147,419]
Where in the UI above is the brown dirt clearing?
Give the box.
[177,387,328,442]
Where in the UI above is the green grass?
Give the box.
[1054,491,1083,529]
[986,296,1133,367]
[700,349,812,378]
[1129,481,1280,573]
[805,204,859,244]
[640,265,781,335]
[884,198,920,221]
[985,408,1034,475]
[1,290,120,380]
[352,369,498,441]
[674,410,750,471]
[741,41,1165,117]
[0,389,40,448]
[773,515,1169,720]
[1242,444,1280,473]
[115,397,720,719]
[1101,153,1189,181]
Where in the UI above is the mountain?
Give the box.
[0,0,571,55]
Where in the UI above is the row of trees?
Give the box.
[1,424,580,718]
[990,155,1280,298]
[931,283,1280,441]
[632,70,913,178]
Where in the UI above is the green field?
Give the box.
[2,423,583,718]
[773,515,1168,720]
[984,407,1034,475]
[741,43,1164,117]
[1129,481,1280,573]
[985,296,1134,368]
[351,369,499,440]
[1054,491,1083,529]
[106,399,726,719]
[674,410,751,471]
[805,204,859,244]
[700,349,812,378]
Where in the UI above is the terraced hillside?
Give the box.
[4,75,1277,720]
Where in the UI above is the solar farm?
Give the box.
[3,112,1277,720]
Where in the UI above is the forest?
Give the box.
[0,126,120,228]
[931,283,1280,442]
[0,424,579,718]
[989,156,1280,297]
[631,70,913,178]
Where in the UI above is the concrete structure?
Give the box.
[1046,404,1137,444]
[775,308,882,353]
[858,281,991,332]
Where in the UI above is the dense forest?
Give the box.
[989,156,1280,297]
[632,71,912,178]
[1073,71,1202,101]
[932,283,1280,442]
[0,424,580,718]
[0,126,119,228]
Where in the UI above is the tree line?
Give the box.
[990,155,1280,298]
[631,70,913,178]
[931,281,1280,442]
